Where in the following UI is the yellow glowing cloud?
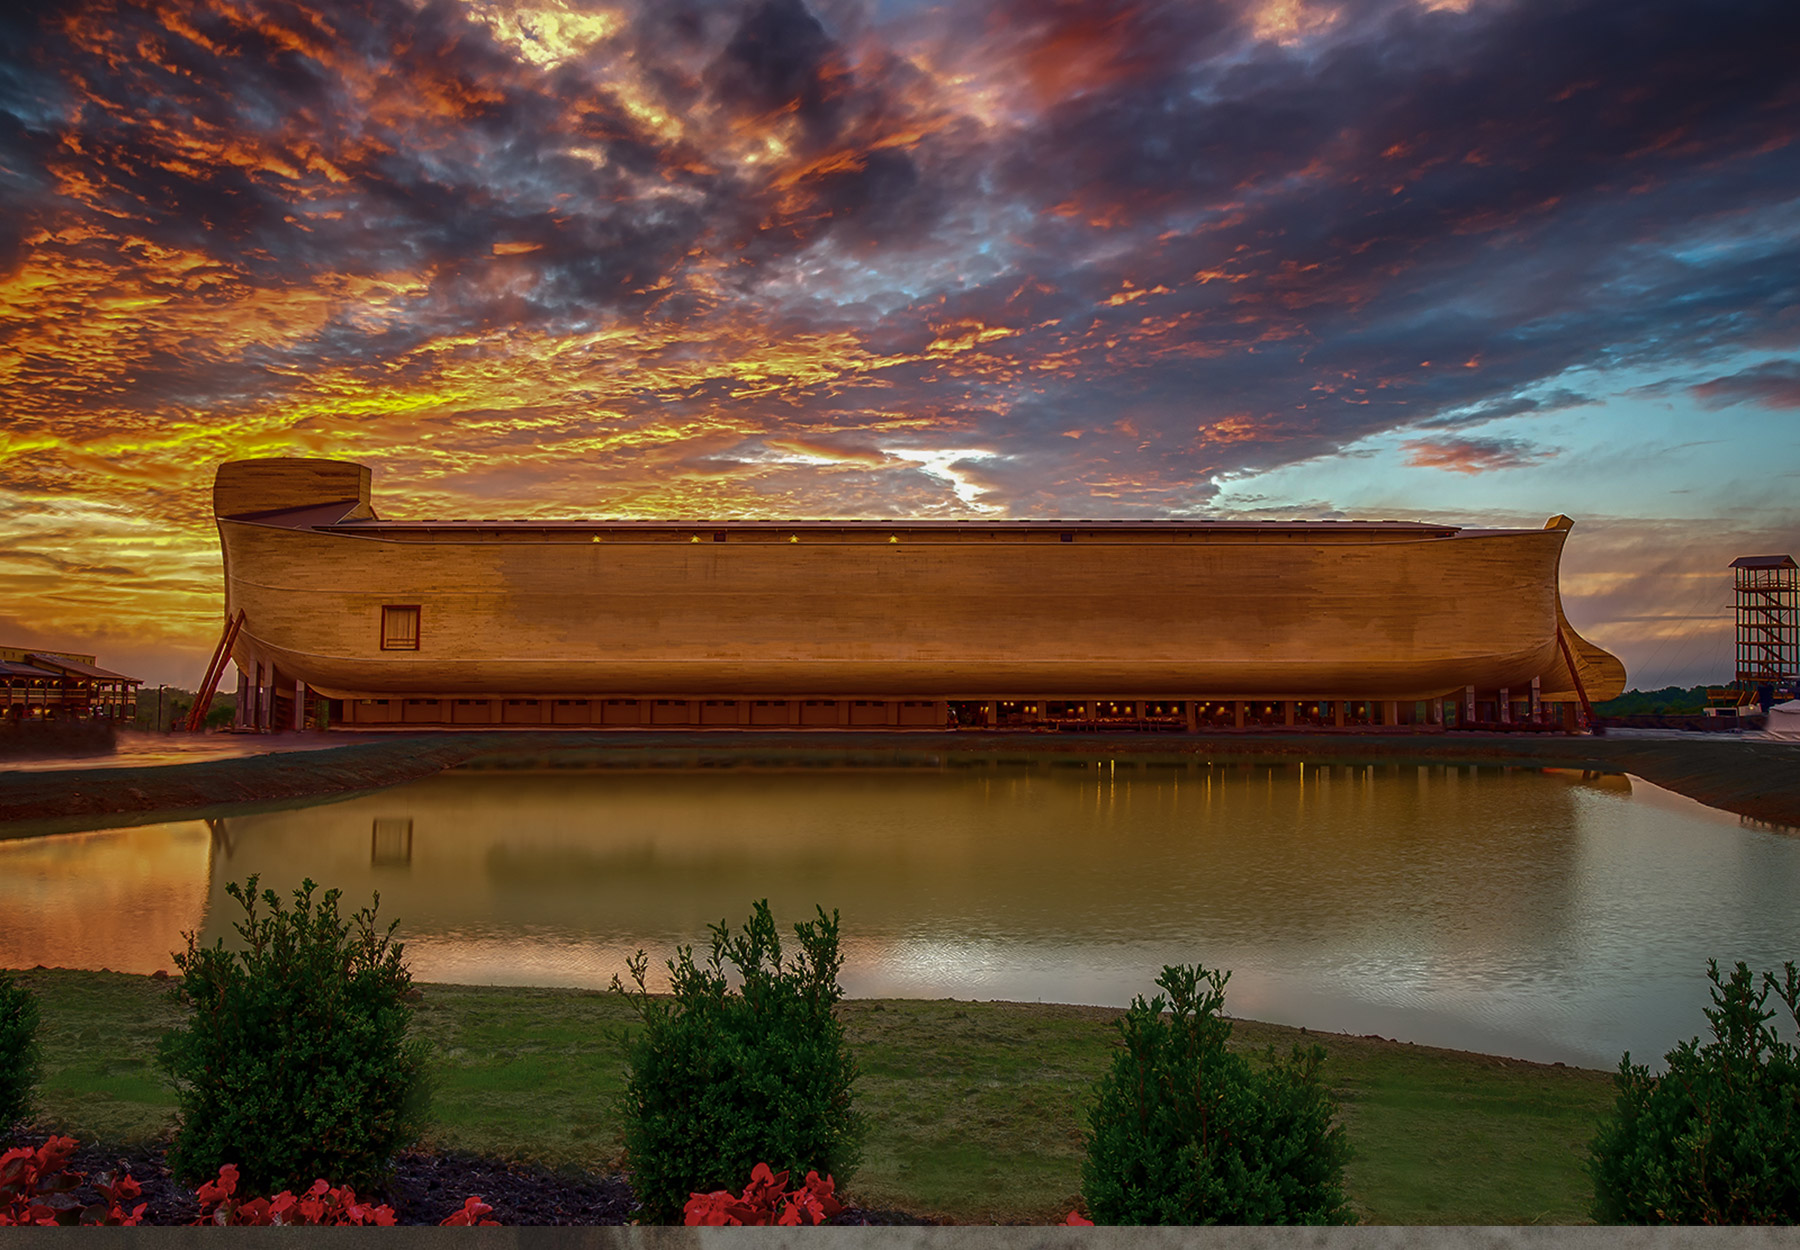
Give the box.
[463,0,623,68]
[926,321,1019,354]
[0,232,427,405]
[1103,283,1172,307]
[1247,0,1342,45]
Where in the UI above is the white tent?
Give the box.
[1767,699,1800,740]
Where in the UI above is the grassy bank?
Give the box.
[11,969,1615,1225]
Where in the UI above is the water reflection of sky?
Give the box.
[3,760,1797,1069]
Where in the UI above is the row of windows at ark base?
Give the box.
[329,696,1563,730]
[340,697,946,727]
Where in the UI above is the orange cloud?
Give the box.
[1401,437,1556,474]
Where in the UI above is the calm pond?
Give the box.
[4,757,1797,1069]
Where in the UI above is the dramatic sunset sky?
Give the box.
[2,0,1795,689]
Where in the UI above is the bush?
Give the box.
[614,900,864,1223]
[157,876,429,1196]
[1589,960,1800,1224]
[1079,963,1353,1225]
[0,971,41,1130]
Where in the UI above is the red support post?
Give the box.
[1556,626,1595,731]
[186,610,245,732]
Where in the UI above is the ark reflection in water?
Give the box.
[5,759,1798,1069]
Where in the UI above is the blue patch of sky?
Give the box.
[1213,352,1800,523]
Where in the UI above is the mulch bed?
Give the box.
[6,1134,933,1226]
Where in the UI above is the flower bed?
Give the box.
[0,1135,932,1226]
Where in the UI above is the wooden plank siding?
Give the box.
[212,458,1626,730]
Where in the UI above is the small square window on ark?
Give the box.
[380,604,420,650]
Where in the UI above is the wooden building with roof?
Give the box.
[0,645,141,723]
[206,458,1625,733]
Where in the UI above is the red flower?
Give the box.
[191,1167,401,1227]
[682,1190,738,1226]
[682,1164,842,1228]
[801,1170,843,1220]
[0,1137,142,1227]
[441,1195,499,1226]
[193,1163,239,1210]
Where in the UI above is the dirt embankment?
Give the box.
[2,729,1797,835]
[1561,736,1800,828]
[0,737,478,837]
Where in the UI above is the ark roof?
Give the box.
[26,653,139,682]
[287,510,1465,536]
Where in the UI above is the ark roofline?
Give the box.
[281,513,1470,535]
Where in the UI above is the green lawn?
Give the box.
[11,970,1616,1224]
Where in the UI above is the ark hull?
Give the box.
[211,459,1625,730]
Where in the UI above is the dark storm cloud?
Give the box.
[2,0,1797,514]
[950,0,1800,470]
[0,0,967,393]
[1417,390,1595,430]
[710,0,839,129]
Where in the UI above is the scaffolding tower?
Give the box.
[1730,554,1799,690]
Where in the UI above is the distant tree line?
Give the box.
[134,688,236,732]
[1591,685,1710,717]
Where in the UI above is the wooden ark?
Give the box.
[211,458,1625,732]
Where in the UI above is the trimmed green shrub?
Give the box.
[614,900,864,1224]
[157,876,428,1196]
[0,971,41,1129]
[1590,960,1800,1224]
[1080,963,1353,1225]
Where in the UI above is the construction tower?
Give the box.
[1730,554,1799,692]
